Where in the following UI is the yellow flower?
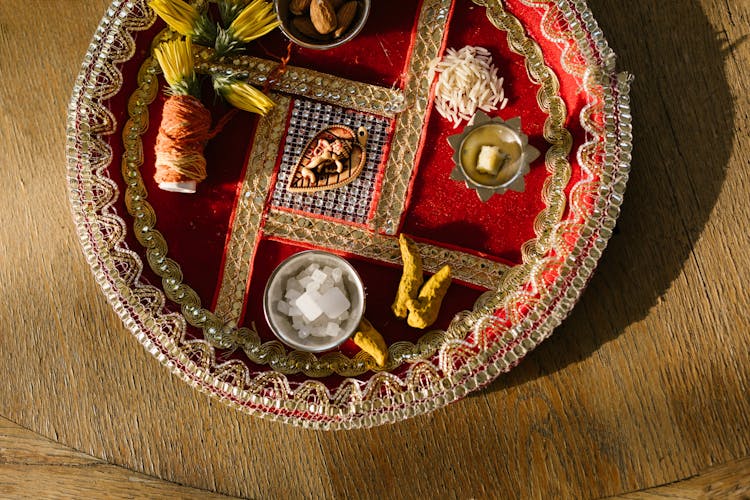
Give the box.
[218,0,251,26]
[149,0,201,37]
[228,0,280,43]
[219,81,275,115]
[154,38,197,96]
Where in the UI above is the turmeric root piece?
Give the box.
[406,265,452,329]
[391,234,423,319]
[352,318,388,367]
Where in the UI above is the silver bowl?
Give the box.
[448,111,541,202]
[274,0,371,50]
[263,250,366,352]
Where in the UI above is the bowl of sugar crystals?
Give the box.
[263,251,366,352]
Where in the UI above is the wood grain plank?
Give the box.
[0,465,232,500]
[610,457,750,499]
[0,416,235,499]
[0,417,96,467]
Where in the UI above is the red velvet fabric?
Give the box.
[105,0,596,365]
[245,238,483,347]
[245,1,422,88]
[402,1,589,263]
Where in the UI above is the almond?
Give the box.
[310,0,337,35]
[292,16,329,40]
[289,0,311,16]
[329,0,345,8]
[335,1,357,37]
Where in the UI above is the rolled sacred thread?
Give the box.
[153,94,212,193]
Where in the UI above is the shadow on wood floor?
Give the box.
[478,0,742,394]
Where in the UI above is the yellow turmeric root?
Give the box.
[391,234,423,319]
[352,318,388,367]
[406,265,452,329]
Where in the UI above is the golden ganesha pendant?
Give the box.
[287,125,368,193]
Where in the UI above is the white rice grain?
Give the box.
[429,46,507,128]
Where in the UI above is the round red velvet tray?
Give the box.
[67,0,632,428]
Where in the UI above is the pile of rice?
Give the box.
[428,46,508,128]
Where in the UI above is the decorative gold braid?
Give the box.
[521,0,590,80]
[520,0,610,230]
[370,0,453,234]
[213,95,291,326]
[475,0,573,262]
[194,47,406,118]
[263,210,508,289]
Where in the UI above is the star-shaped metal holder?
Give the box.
[448,111,540,202]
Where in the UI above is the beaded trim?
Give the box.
[194,47,406,118]
[264,210,509,289]
[67,0,632,428]
[213,94,291,326]
[370,0,453,234]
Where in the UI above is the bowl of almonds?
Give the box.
[274,0,370,50]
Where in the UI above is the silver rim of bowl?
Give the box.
[262,250,366,352]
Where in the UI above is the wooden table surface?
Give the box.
[1,0,749,498]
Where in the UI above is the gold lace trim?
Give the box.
[213,94,291,326]
[476,0,574,263]
[193,48,405,117]
[369,0,453,234]
[521,0,590,80]
[264,210,508,289]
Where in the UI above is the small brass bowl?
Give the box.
[274,0,371,50]
[448,111,541,202]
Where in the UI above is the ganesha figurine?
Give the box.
[288,125,368,193]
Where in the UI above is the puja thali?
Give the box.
[67,0,632,428]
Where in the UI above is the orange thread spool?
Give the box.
[154,94,211,192]
[153,44,290,193]
[154,94,236,193]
